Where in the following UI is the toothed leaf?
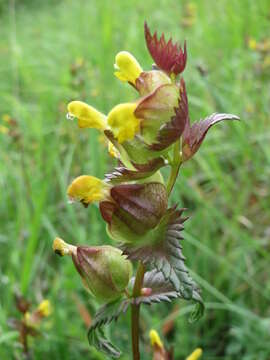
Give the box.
[88,298,129,358]
[182,112,240,161]
[144,22,187,76]
[131,270,179,306]
[104,129,165,164]
[105,157,166,184]
[122,207,204,318]
[88,328,122,358]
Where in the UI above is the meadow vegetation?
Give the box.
[0,0,270,358]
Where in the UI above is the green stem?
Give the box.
[167,140,182,196]
[131,261,145,360]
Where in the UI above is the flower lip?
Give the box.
[114,51,143,85]
[67,101,107,130]
[67,175,110,206]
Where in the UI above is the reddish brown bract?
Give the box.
[144,22,187,76]
[149,78,189,151]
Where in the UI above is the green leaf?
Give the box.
[88,328,121,359]
[105,157,166,184]
[131,269,179,305]
[122,207,204,321]
[88,298,129,358]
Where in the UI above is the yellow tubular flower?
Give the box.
[114,51,143,85]
[186,348,203,360]
[108,103,140,143]
[67,175,109,206]
[67,101,107,130]
[37,300,52,317]
[149,329,163,349]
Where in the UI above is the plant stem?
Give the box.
[131,261,145,360]
[167,140,182,196]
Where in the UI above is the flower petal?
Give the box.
[67,101,107,130]
[107,103,140,143]
[114,51,143,85]
[67,175,109,206]
[186,348,203,360]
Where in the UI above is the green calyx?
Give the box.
[72,245,132,303]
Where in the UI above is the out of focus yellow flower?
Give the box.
[67,101,107,130]
[107,103,140,143]
[24,300,52,329]
[0,125,9,134]
[181,2,197,28]
[67,175,109,206]
[248,37,257,50]
[2,114,12,123]
[149,329,163,349]
[114,51,143,85]
[37,300,52,317]
[186,348,203,360]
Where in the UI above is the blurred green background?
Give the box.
[0,0,270,359]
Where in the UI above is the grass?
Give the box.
[0,0,270,358]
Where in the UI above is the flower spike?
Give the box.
[114,51,143,85]
[144,21,187,76]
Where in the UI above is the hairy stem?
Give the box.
[131,261,145,360]
[167,139,182,196]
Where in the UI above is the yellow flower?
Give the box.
[108,141,120,158]
[67,175,109,206]
[114,51,143,85]
[149,329,163,349]
[67,101,107,130]
[107,103,140,143]
[2,114,11,123]
[37,300,52,317]
[0,125,9,134]
[248,38,257,50]
[186,348,203,360]
[53,237,76,256]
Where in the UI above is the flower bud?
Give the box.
[100,182,168,244]
[67,101,107,130]
[53,238,132,303]
[114,51,143,85]
[135,70,171,96]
